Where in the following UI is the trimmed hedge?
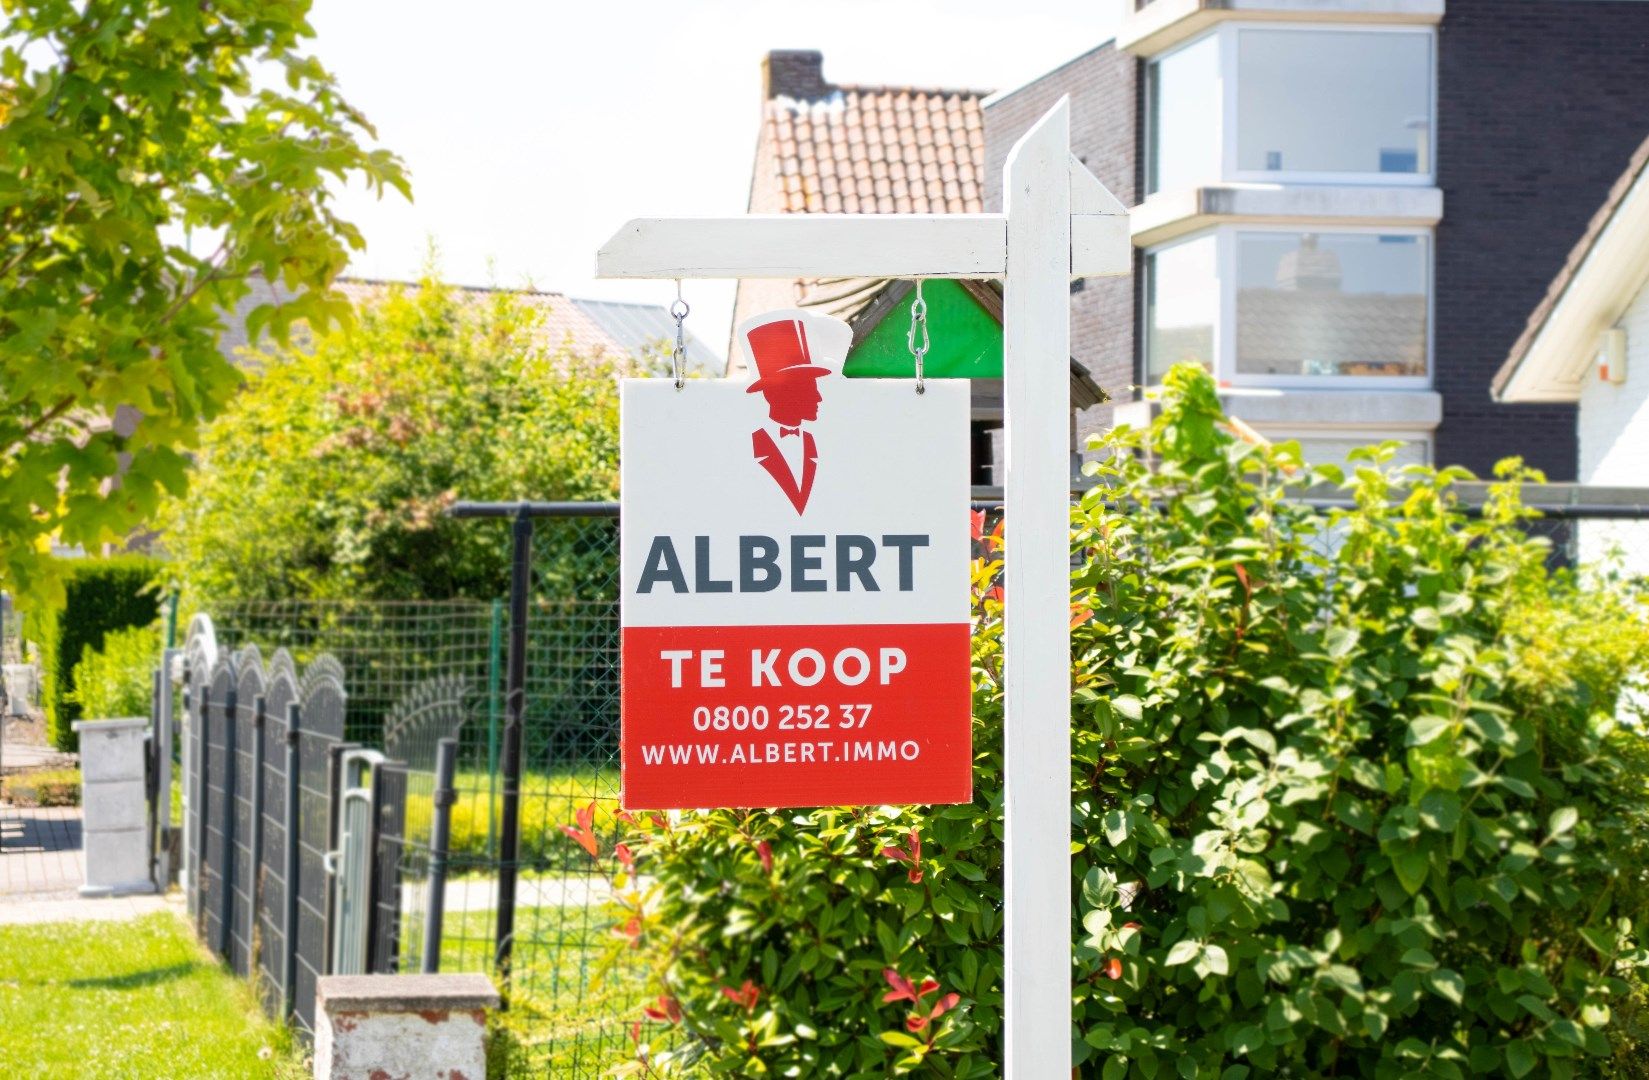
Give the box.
[35,556,162,752]
[598,366,1649,1078]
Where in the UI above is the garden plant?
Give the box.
[164,271,635,606]
[580,364,1649,1078]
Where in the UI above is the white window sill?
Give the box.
[1119,0,1445,58]
[1115,386,1442,432]
[1132,184,1443,247]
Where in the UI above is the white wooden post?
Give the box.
[1002,98,1072,1077]
[595,97,1127,1076]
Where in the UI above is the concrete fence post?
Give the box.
[73,717,156,896]
[313,973,499,1080]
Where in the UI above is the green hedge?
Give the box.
[35,556,162,752]
[600,365,1649,1078]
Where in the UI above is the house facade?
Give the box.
[1494,136,1649,572]
[732,52,1103,484]
[984,0,1649,478]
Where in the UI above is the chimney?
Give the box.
[762,49,828,100]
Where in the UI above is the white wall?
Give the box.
[1577,282,1649,574]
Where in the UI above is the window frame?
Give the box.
[1144,22,1438,193]
[1142,223,1436,391]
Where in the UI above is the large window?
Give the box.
[1234,231,1429,378]
[1144,234,1218,383]
[1145,32,1220,195]
[1143,226,1431,387]
[1236,29,1432,180]
[1145,24,1434,191]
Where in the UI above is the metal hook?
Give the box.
[906,279,928,395]
[670,280,690,390]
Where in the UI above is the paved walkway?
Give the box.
[0,741,76,773]
[0,805,173,924]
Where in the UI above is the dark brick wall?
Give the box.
[984,43,1139,452]
[1435,0,1649,481]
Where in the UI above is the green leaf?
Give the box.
[1164,940,1201,967]
[1324,626,1360,659]
[1391,846,1430,896]
[1547,806,1579,838]
[1505,1041,1537,1078]
[1425,968,1465,1006]
[1398,948,1437,970]
[1419,791,1460,831]
[880,1032,923,1048]
[1112,694,1144,721]
[1407,716,1452,747]
[1412,607,1442,632]
[1103,810,1130,848]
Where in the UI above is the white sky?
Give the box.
[311,0,1125,359]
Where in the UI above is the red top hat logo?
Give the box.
[745,319,832,393]
[744,316,834,515]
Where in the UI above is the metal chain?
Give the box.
[906,279,928,395]
[670,281,690,390]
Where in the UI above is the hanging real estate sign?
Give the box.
[619,308,972,809]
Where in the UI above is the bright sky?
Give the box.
[311,0,1125,360]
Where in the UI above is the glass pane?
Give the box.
[1145,234,1218,383]
[1147,33,1221,194]
[1236,29,1431,177]
[1235,231,1428,378]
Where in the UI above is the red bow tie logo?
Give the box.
[778,426,801,438]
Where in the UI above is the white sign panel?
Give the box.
[620,309,972,809]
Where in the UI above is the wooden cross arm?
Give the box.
[596,159,1128,281]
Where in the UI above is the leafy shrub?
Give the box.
[400,767,619,868]
[69,625,161,721]
[163,272,642,605]
[591,365,1649,1078]
[1,767,81,807]
[32,556,161,751]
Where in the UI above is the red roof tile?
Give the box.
[758,83,987,216]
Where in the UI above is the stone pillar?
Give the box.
[314,974,500,1080]
[72,717,154,896]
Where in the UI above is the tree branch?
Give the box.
[3,394,77,457]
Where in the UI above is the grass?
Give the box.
[404,765,622,868]
[421,902,650,1077]
[0,766,80,807]
[0,913,305,1079]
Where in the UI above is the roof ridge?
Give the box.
[829,82,993,99]
[338,274,568,300]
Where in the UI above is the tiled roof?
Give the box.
[730,51,991,374]
[763,84,987,215]
[219,277,718,373]
[1493,133,1649,398]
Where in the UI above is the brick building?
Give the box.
[986,0,1649,478]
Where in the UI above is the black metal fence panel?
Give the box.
[201,655,236,955]
[369,764,408,973]
[258,655,297,1015]
[292,664,345,1035]
[230,652,263,977]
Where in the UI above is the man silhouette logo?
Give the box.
[745,315,833,514]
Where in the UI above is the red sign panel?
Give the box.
[620,309,972,809]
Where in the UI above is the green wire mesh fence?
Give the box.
[203,511,636,1075]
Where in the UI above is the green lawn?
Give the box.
[428,903,650,1077]
[0,913,304,1079]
